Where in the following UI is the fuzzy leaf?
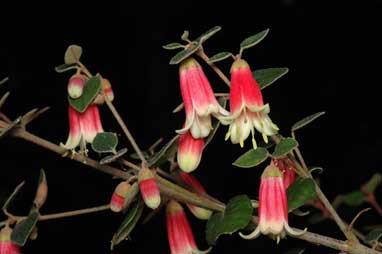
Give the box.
[11,207,40,246]
[233,148,269,168]
[111,199,144,249]
[208,52,232,63]
[363,173,382,193]
[291,112,326,132]
[148,135,179,167]
[194,26,222,43]
[342,191,365,206]
[91,132,118,153]
[64,45,82,64]
[206,195,253,245]
[365,228,382,244]
[240,29,269,51]
[68,75,101,112]
[55,63,78,73]
[100,148,128,164]
[169,42,200,65]
[287,178,316,212]
[253,68,289,90]
[162,42,185,50]
[272,138,298,158]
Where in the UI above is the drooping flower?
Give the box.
[93,77,115,105]
[274,159,296,189]
[166,200,211,254]
[0,226,22,254]
[177,131,204,173]
[176,57,229,139]
[67,74,87,99]
[138,169,161,209]
[239,162,306,242]
[223,58,279,148]
[110,181,131,212]
[178,172,212,220]
[61,104,104,150]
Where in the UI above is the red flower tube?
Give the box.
[177,131,204,173]
[138,169,161,209]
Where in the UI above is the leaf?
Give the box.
[148,135,179,167]
[204,97,227,148]
[232,148,269,168]
[342,191,365,206]
[169,41,200,65]
[111,199,144,249]
[91,132,118,153]
[291,112,326,132]
[253,68,289,90]
[0,91,10,109]
[64,45,82,64]
[0,77,9,86]
[162,42,185,50]
[100,148,128,164]
[365,228,382,244]
[287,178,316,212]
[194,26,222,43]
[272,138,298,158]
[2,181,25,211]
[181,31,190,41]
[240,29,269,51]
[11,207,40,246]
[208,52,232,63]
[68,75,101,112]
[363,173,382,193]
[206,195,253,245]
[33,169,48,209]
[284,248,305,254]
[55,63,78,73]
[129,151,150,161]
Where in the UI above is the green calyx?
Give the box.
[179,57,201,72]
[261,164,283,179]
[230,58,250,73]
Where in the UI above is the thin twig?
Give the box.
[39,204,110,221]
[196,49,231,87]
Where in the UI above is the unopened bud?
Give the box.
[138,169,161,209]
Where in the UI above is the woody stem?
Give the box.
[196,49,231,87]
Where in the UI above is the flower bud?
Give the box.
[0,227,22,254]
[110,181,131,212]
[67,74,87,99]
[138,169,161,209]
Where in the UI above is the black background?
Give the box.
[0,1,381,253]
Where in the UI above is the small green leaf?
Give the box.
[291,112,326,132]
[11,207,40,246]
[284,248,305,254]
[68,75,101,112]
[272,138,298,158]
[240,29,269,51]
[169,41,200,65]
[64,45,83,64]
[100,148,128,164]
[148,135,179,167]
[55,63,78,73]
[0,77,9,86]
[208,52,232,63]
[91,132,118,153]
[2,181,25,211]
[287,178,316,212]
[0,91,10,109]
[363,173,382,193]
[365,228,382,244]
[232,148,269,168]
[111,199,144,249]
[206,195,253,245]
[162,42,185,50]
[194,26,222,43]
[253,68,289,90]
[342,191,365,206]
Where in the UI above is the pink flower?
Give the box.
[239,163,305,242]
[179,172,212,220]
[110,181,131,212]
[274,159,296,189]
[166,200,211,254]
[138,169,161,209]
[176,57,229,139]
[61,104,104,150]
[223,59,279,148]
[177,131,204,173]
[0,227,22,254]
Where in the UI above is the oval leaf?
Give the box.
[291,112,326,132]
[365,228,382,244]
[91,132,118,153]
[169,41,200,65]
[240,29,269,51]
[148,135,179,167]
[162,42,185,50]
[342,190,365,206]
[287,178,316,212]
[64,45,83,64]
[111,199,144,249]
[233,147,269,168]
[68,75,101,112]
[206,195,253,245]
[11,208,40,246]
[208,52,232,63]
[194,26,222,43]
[55,63,78,73]
[272,138,298,158]
[253,68,289,90]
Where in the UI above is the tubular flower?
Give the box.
[239,163,306,242]
[223,58,279,148]
[138,169,161,209]
[110,181,131,212]
[67,74,86,99]
[166,200,211,254]
[177,131,204,173]
[0,227,21,254]
[61,104,104,150]
[176,57,229,139]
[179,172,212,220]
[274,159,296,189]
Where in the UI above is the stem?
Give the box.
[39,204,110,221]
[196,49,231,87]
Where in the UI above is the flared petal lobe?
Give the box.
[138,169,161,209]
[177,131,204,173]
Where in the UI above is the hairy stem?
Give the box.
[196,49,231,87]
[39,204,110,221]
